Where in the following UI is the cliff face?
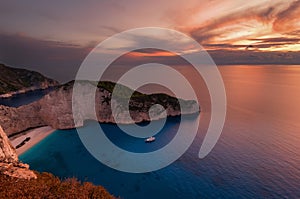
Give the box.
[0,81,199,136]
[0,125,36,179]
[0,63,59,98]
[0,104,45,136]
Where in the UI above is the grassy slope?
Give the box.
[63,80,176,100]
[61,80,182,111]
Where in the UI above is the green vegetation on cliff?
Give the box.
[0,63,58,95]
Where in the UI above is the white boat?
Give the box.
[145,136,155,143]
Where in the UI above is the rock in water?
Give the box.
[0,125,37,179]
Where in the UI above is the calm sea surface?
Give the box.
[0,88,53,107]
[20,65,300,199]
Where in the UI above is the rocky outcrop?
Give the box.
[0,125,37,179]
[0,104,45,136]
[0,81,199,136]
[0,63,59,98]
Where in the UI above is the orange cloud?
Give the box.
[128,50,177,57]
[273,0,300,34]
[174,0,300,52]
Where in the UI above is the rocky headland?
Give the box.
[0,65,198,198]
[0,81,199,136]
[0,63,59,98]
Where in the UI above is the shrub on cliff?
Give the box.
[0,172,116,199]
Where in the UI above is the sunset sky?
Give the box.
[0,0,300,81]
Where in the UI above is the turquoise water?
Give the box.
[20,66,300,198]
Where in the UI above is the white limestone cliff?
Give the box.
[0,81,200,136]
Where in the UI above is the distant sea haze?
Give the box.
[18,65,300,199]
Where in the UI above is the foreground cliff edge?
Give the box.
[0,125,116,198]
[0,80,200,136]
[0,125,36,179]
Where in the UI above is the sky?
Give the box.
[0,0,300,82]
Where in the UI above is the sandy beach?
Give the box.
[10,126,56,155]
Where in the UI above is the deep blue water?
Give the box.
[19,115,300,199]
[19,66,300,199]
[0,88,53,107]
[21,117,209,199]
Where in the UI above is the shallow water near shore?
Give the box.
[20,65,300,198]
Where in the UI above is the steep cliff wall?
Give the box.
[0,125,36,179]
[0,104,45,136]
[0,81,199,136]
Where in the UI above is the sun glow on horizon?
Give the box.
[129,51,177,57]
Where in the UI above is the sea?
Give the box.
[8,65,300,198]
[0,88,54,107]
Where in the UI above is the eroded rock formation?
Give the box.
[0,125,37,179]
[0,81,199,136]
